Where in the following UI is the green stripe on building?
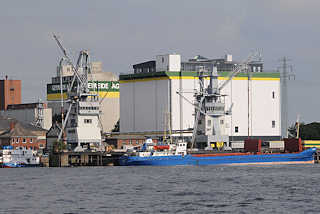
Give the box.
[119,71,280,81]
[47,81,119,94]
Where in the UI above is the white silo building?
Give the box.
[119,54,281,143]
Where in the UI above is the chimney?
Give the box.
[9,121,16,131]
[5,75,8,80]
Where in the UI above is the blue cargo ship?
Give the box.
[119,140,317,166]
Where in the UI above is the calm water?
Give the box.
[1,165,320,214]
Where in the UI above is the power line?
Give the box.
[279,57,295,138]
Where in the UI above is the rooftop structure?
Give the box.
[0,101,52,130]
[133,54,263,74]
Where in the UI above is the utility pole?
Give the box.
[247,66,251,139]
[280,57,294,138]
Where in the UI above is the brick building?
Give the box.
[0,116,47,150]
[0,77,21,110]
[105,135,158,149]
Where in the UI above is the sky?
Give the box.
[0,0,319,125]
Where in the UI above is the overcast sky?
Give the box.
[1,0,319,125]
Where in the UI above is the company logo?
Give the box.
[48,81,119,93]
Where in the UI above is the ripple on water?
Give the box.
[1,165,320,213]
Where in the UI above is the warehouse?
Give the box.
[120,54,281,142]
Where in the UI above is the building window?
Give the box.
[16,138,19,143]
[220,120,224,125]
[235,126,239,133]
[30,138,33,143]
[23,138,26,143]
[272,120,276,128]
[272,91,275,99]
[207,120,211,127]
[39,144,44,149]
[84,119,92,124]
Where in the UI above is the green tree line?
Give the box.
[289,122,320,140]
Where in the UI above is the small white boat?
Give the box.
[0,146,40,168]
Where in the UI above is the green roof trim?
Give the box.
[120,71,280,80]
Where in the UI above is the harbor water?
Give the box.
[1,165,320,213]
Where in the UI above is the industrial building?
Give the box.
[120,54,281,142]
[47,61,119,133]
[0,102,52,130]
[0,77,21,110]
[0,77,52,130]
[0,116,47,150]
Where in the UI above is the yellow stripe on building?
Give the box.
[251,78,280,81]
[303,140,320,148]
[47,93,68,100]
[97,91,119,98]
[169,76,197,80]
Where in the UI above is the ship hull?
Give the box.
[119,148,316,166]
[1,163,40,168]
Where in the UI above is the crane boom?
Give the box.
[53,34,68,57]
[53,33,85,91]
[218,51,260,91]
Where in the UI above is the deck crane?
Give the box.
[53,34,102,151]
[178,52,260,150]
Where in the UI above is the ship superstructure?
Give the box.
[187,52,261,150]
[192,66,229,150]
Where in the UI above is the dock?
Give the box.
[49,151,125,167]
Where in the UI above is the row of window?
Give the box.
[14,144,44,150]
[205,106,224,112]
[134,67,156,73]
[120,139,144,145]
[80,106,98,111]
[207,120,224,127]
[11,138,33,144]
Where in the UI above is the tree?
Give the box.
[112,120,120,132]
[53,140,67,152]
[288,122,320,140]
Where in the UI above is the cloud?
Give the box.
[0,0,320,122]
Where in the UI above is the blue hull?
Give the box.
[1,163,40,168]
[119,148,317,166]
